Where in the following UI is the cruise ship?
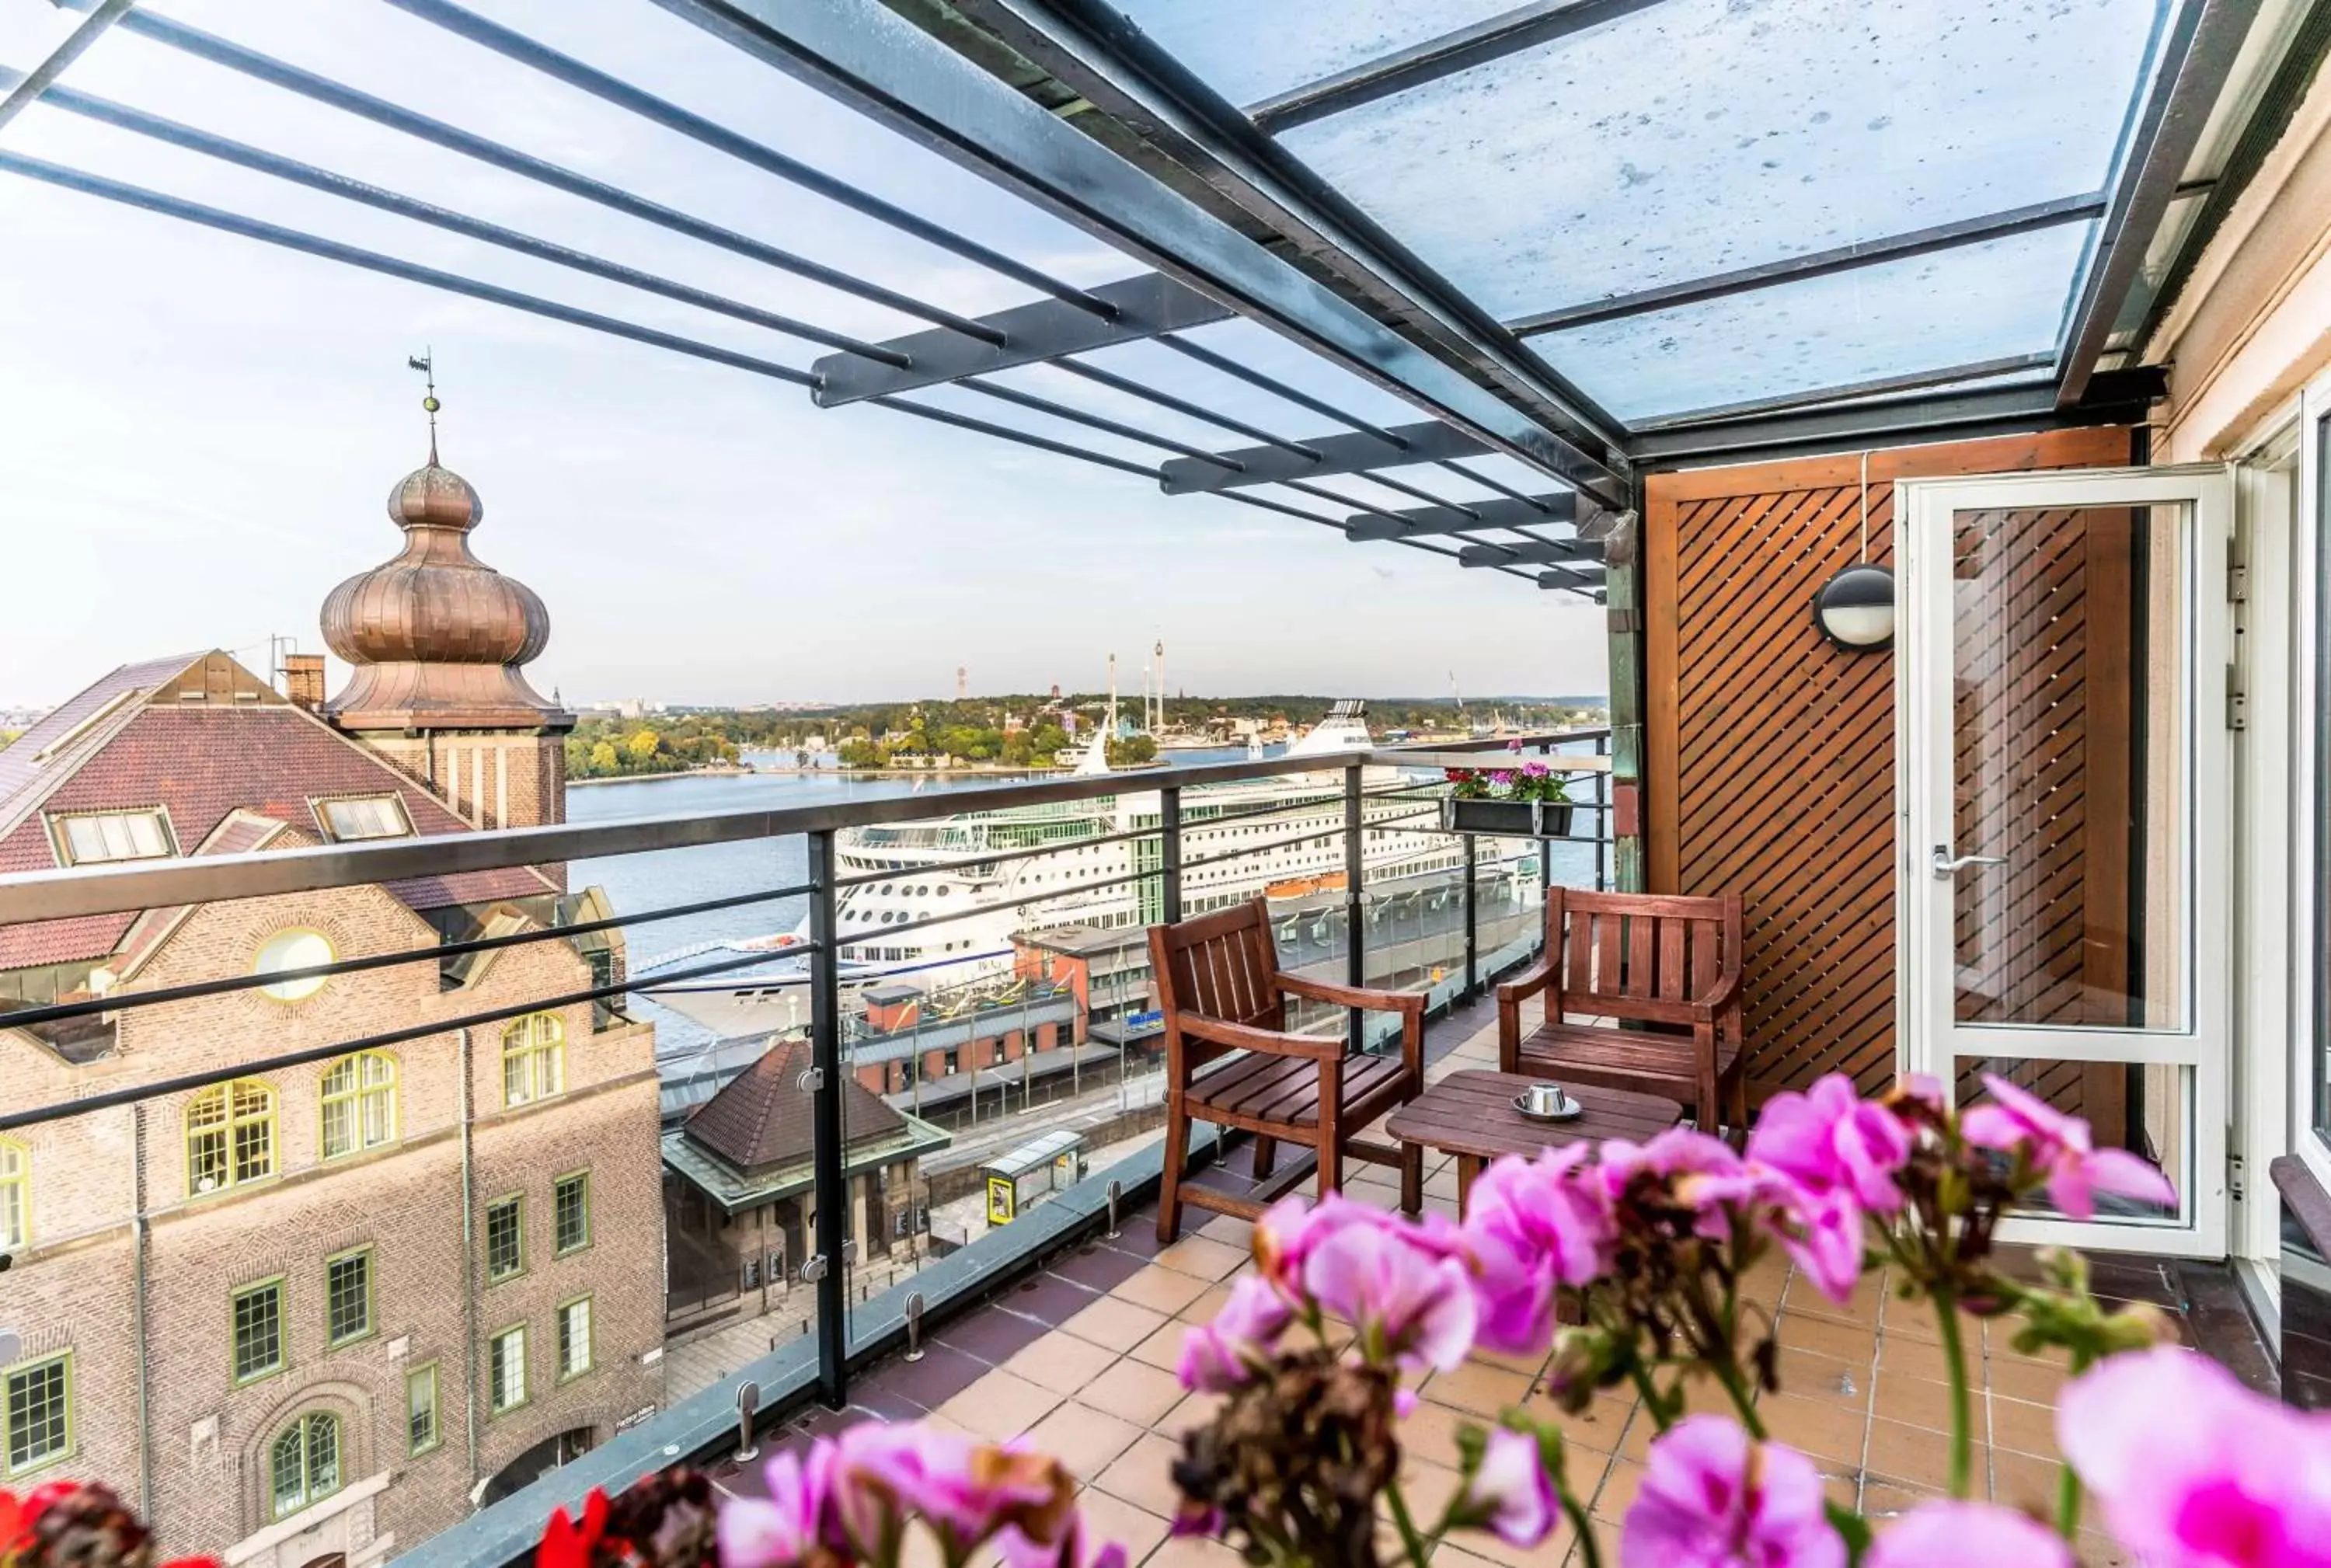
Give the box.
[638,702,1528,1005]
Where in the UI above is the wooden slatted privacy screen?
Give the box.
[1643,428,2137,1101]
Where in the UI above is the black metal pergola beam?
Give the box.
[1343,493,1580,540]
[1460,540,1599,568]
[1157,419,1488,493]
[1506,193,2108,336]
[1628,368,2165,469]
[810,274,1233,403]
[648,0,1629,507]
[2057,0,2263,406]
[1244,0,1674,134]
[0,0,134,132]
[1538,567,1604,595]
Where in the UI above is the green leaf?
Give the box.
[1826,1501,1875,1566]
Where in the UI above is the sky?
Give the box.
[0,0,1609,711]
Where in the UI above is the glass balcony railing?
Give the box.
[0,731,1609,1568]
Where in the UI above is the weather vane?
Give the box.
[408,349,441,462]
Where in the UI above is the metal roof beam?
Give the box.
[1629,353,2058,432]
[0,0,134,134]
[1507,195,2108,336]
[1246,0,1672,134]
[1159,419,1488,494]
[1460,540,1599,567]
[651,0,1627,504]
[1538,568,1605,597]
[2057,0,2262,406]
[1629,368,2165,469]
[1343,494,1580,540]
[810,274,1232,403]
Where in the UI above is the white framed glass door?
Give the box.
[1898,464,2233,1257]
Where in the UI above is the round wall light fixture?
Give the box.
[1812,563,1895,651]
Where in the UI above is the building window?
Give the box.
[501,1013,565,1107]
[3,1353,70,1478]
[556,1298,592,1381]
[53,809,172,866]
[269,1412,341,1518]
[325,1249,372,1346]
[406,1364,440,1455]
[319,1052,396,1159]
[253,929,335,1003]
[187,1079,274,1196]
[488,1326,527,1414]
[553,1173,591,1256]
[485,1196,524,1283]
[0,1138,26,1253]
[232,1279,285,1384]
[943,1048,959,1076]
[315,795,413,842]
[991,1039,1008,1065]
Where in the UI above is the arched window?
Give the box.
[0,1138,26,1251]
[186,1080,274,1194]
[269,1412,341,1518]
[500,1014,564,1107]
[319,1053,397,1159]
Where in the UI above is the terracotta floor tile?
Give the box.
[1176,1283,1235,1325]
[1881,1298,1952,1346]
[1113,1265,1214,1315]
[1984,1350,2071,1406]
[1195,1213,1255,1249]
[1393,1458,1465,1521]
[1024,1399,1146,1481]
[1588,1458,1646,1525]
[1988,1447,2064,1513]
[1130,1320,1193,1373]
[1063,1295,1171,1352]
[1144,1533,1246,1568]
[1785,1270,1887,1329]
[1864,1416,1984,1493]
[1859,1478,1942,1523]
[1874,1333,1960,1385]
[1774,1312,1877,1367]
[938,1368,1064,1442]
[1869,1369,1956,1434]
[1163,1388,1224,1437]
[1423,1359,1536,1418]
[1155,1235,1249,1282]
[1096,1433,1189,1518]
[1986,1392,2059,1460]
[1072,1490,1171,1566]
[1758,1392,1870,1469]
[1081,1358,1190,1427]
[1524,1389,1639,1458]
[1772,1346,1869,1407]
[1002,1332,1120,1396]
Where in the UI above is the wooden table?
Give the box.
[1385,1071,1685,1216]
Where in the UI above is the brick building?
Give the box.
[0,451,664,1564]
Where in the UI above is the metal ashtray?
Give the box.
[1513,1084,1584,1123]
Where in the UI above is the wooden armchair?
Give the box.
[1147,896,1426,1242]
[1497,888,1747,1134]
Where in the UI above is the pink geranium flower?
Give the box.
[1622,1418,1844,1568]
[2058,1347,2331,1567]
[1961,1074,2176,1220]
[1178,1274,1292,1392]
[720,1443,836,1568]
[1302,1211,1479,1372]
[1748,1073,1911,1215]
[1463,1145,1618,1353]
[1462,1428,1559,1547]
[1865,1501,2071,1568]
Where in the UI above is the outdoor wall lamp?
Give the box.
[1812,563,1894,650]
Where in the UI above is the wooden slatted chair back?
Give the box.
[1546,887,1742,1026]
[1148,896,1287,1073]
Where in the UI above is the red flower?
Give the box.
[0,1490,26,1560]
[538,1488,613,1568]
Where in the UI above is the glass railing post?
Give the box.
[807,828,848,1409]
[1162,784,1183,925]
[1462,832,1479,997]
[1343,764,1364,1044]
[1594,733,1610,893]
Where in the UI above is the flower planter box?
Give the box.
[1439,797,1576,838]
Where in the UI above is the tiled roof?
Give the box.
[682,1037,908,1174]
[0,652,201,831]
[0,660,556,970]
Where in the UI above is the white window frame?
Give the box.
[311,793,414,843]
[2292,364,2331,1202]
[49,807,175,866]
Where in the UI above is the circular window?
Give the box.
[254,929,334,1002]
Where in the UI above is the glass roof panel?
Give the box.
[1276,0,2172,319]
[1106,2,1520,110]
[1528,222,2093,424]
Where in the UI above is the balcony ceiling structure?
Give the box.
[2,0,2305,594]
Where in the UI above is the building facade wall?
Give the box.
[0,878,660,1559]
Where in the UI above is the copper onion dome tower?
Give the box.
[321,368,570,737]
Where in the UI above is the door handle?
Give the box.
[1931,846,2008,879]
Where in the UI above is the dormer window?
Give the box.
[315,794,413,842]
[53,809,173,866]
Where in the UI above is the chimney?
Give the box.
[283,653,326,712]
